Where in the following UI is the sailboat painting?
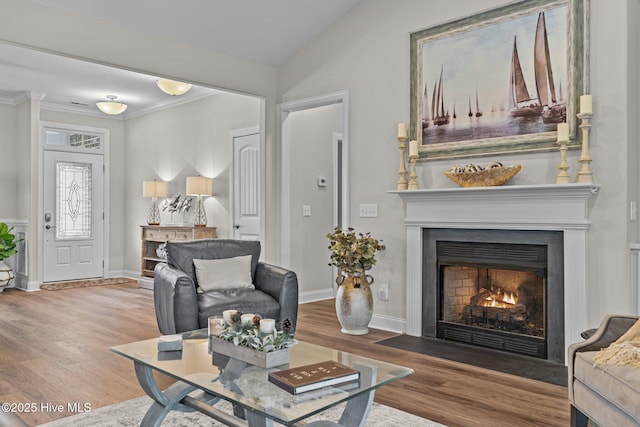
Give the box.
[410,0,588,159]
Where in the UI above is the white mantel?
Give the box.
[392,183,600,356]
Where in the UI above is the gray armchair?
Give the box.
[154,239,299,335]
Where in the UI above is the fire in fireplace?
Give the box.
[423,229,565,363]
[442,266,545,337]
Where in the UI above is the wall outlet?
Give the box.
[302,205,311,217]
[359,203,378,218]
[377,283,389,301]
[631,201,637,221]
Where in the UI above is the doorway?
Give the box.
[41,123,108,282]
[278,91,349,298]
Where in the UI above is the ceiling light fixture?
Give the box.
[156,79,193,96]
[96,95,128,115]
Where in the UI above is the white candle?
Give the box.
[208,316,223,337]
[409,140,419,156]
[259,318,275,334]
[580,95,592,114]
[222,310,237,324]
[398,122,407,139]
[557,123,569,142]
[241,313,255,326]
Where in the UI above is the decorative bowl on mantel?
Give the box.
[444,162,522,188]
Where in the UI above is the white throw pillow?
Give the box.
[193,255,255,291]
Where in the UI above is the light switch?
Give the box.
[359,204,378,218]
[303,205,311,217]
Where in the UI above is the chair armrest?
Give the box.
[254,262,299,332]
[154,263,200,334]
[567,314,638,402]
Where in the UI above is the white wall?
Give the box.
[289,103,343,296]
[277,0,640,327]
[123,92,260,274]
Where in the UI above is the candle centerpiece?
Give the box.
[210,311,296,368]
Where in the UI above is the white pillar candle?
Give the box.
[580,95,592,114]
[397,122,407,139]
[409,140,419,156]
[259,318,276,334]
[241,313,255,326]
[208,316,223,337]
[557,123,569,141]
[222,310,237,324]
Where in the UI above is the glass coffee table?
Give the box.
[110,332,413,427]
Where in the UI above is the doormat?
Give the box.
[40,277,138,291]
[376,334,567,387]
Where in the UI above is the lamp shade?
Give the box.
[186,176,213,196]
[96,95,128,115]
[156,79,193,96]
[142,180,168,198]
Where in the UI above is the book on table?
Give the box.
[268,361,360,395]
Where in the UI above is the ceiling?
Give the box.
[0,0,363,118]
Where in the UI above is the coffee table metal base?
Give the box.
[134,360,377,427]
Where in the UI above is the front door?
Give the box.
[43,150,104,282]
[231,130,260,240]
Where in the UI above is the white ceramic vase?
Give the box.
[0,261,15,291]
[335,274,374,335]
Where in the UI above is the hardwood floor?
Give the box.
[0,284,569,426]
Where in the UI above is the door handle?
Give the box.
[45,225,56,230]
[234,224,242,229]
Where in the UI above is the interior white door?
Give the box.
[232,131,260,240]
[43,150,104,282]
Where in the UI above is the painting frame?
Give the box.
[410,0,589,160]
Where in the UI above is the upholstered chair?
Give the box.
[154,239,298,335]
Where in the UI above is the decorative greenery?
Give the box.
[0,223,20,261]
[217,311,296,353]
[327,227,385,274]
[161,195,192,213]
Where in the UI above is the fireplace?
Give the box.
[423,229,564,362]
[393,183,599,365]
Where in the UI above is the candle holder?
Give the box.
[408,154,419,190]
[397,136,409,190]
[555,139,571,184]
[576,112,594,184]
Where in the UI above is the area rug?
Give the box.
[377,335,567,387]
[37,395,444,427]
[40,277,138,291]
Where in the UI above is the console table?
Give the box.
[140,225,216,278]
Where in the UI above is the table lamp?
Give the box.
[186,176,213,227]
[142,180,167,225]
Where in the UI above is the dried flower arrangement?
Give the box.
[327,227,385,275]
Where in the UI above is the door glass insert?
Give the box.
[45,129,102,150]
[56,161,92,239]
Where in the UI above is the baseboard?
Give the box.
[299,288,334,304]
[369,313,406,334]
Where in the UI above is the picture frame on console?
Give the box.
[409,0,589,160]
